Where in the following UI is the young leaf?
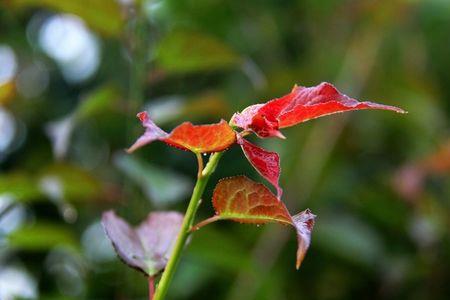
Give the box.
[292,209,316,269]
[127,111,236,154]
[231,82,406,138]
[127,112,169,153]
[194,176,315,268]
[237,135,282,198]
[211,176,291,224]
[102,210,183,276]
[165,120,236,153]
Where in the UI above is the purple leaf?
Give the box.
[127,112,169,153]
[102,210,183,276]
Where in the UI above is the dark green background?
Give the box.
[1,0,449,299]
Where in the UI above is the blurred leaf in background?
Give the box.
[1,0,450,299]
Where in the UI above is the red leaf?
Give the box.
[194,176,316,269]
[231,82,406,138]
[164,120,236,153]
[102,210,183,276]
[127,111,236,154]
[237,135,282,198]
[211,176,291,224]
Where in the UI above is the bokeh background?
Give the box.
[1,0,449,299]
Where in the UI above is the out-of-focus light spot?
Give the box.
[39,175,63,200]
[145,95,184,123]
[0,108,16,153]
[45,248,85,297]
[0,195,25,234]
[145,0,164,15]
[45,114,76,160]
[39,175,78,223]
[61,204,78,223]
[409,214,438,248]
[114,153,192,207]
[241,58,267,91]
[39,15,86,62]
[71,122,110,170]
[0,267,38,300]
[117,0,134,5]
[16,61,49,99]
[81,221,115,263]
[144,0,168,25]
[38,14,100,83]
[0,45,17,85]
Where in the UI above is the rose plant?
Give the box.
[102,82,405,299]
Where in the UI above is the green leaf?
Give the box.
[314,215,384,266]
[46,85,120,159]
[7,223,79,251]
[0,165,102,204]
[114,154,191,207]
[154,30,241,74]
[75,85,120,120]
[0,173,41,202]
[7,0,124,36]
[39,164,103,202]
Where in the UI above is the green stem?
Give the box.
[153,152,224,300]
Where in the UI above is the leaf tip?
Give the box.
[125,147,134,154]
[136,111,149,123]
[273,130,286,139]
[292,208,316,269]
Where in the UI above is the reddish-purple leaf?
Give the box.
[102,210,183,276]
[231,82,406,138]
[127,112,169,153]
[127,111,236,154]
[292,209,316,268]
[194,176,316,268]
[237,135,282,198]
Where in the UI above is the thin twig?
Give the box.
[190,216,221,232]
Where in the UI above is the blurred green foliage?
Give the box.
[1,0,449,299]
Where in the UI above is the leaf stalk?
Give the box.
[148,276,155,300]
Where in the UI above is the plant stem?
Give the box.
[148,276,155,300]
[153,152,224,300]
